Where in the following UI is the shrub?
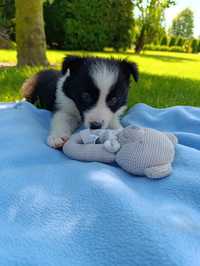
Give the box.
[106,0,134,51]
[191,39,198,53]
[169,46,185,53]
[198,40,200,53]
[144,44,185,53]
[160,36,168,46]
[183,39,192,53]
[44,0,133,51]
[44,0,68,49]
[0,35,16,49]
[169,36,177,47]
[176,37,185,47]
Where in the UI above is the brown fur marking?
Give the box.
[20,74,38,100]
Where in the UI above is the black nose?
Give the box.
[90,122,102,129]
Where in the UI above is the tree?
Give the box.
[134,0,175,54]
[170,8,194,38]
[44,0,68,49]
[44,0,133,51]
[63,0,110,51]
[106,0,134,51]
[15,0,48,66]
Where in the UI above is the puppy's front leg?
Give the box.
[47,111,80,148]
[109,106,126,130]
[109,115,123,130]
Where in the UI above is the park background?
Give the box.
[0,0,200,108]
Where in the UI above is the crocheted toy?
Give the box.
[63,126,178,179]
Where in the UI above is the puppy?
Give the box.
[21,56,138,148]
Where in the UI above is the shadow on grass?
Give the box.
[78,50,197,63]
[138,53,196,63]
[128,72,200,108]
[1,66,200,108]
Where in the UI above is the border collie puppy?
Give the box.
[21,56,138,149]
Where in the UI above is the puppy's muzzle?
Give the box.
[89,122,102,130]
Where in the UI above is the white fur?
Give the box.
[90,62,119,93]
[85,63,120,129]
[48,64,125,149]
[47,70,81,148]
[109,106,127,129]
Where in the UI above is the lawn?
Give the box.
[0,49,200,108]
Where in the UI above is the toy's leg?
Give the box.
[165,133,178,145]
[47,111,80,148]
[144,163,172,179]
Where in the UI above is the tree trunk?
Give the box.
[135,26,145,54]
[16,0,48,66]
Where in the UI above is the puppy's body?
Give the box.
[22,56,138,148]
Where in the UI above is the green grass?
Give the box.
[1,49,200,107]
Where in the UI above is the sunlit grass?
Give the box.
[0,49,200,107]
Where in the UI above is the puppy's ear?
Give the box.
[120,60,139,82]
[62,56,84,75]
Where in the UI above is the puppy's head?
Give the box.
[61,56,138,129]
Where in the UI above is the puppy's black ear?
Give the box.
[120,60,139,82]
[62,56,84,75]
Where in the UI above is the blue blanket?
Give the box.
[0,102,200,266]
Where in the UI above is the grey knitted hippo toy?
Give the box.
[63,126,178,179]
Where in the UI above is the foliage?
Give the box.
[0,0,15,40]
[191,39,198,53]
[170,8,194,38]
[183,39,192,53]
[43,0,68,49]
[160,35,168,45]
[176,36,185,46]
[44,0,133,51]
[0,36,16,49]
[106,0,134,51]
[169,36,176,46]
[63,0,110,51]
[144,44,185,53]
[134,0,175,54]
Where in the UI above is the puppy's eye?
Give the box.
[108,97,118,106]
[81,92,92,103]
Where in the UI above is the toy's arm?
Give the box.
[63,132,115,163]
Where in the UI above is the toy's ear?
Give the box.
[120,60,139,82]
[62,56,84,75]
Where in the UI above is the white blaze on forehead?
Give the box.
[84,62,119,128]
[90,61,119,94]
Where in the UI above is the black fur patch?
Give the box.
[30,69,61,111]
[25,56,139,118]
[62,63,100,118]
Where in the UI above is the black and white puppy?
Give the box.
[21,56,138,148]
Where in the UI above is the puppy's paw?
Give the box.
[47,134,69,149]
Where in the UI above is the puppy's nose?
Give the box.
[89,122,102,129]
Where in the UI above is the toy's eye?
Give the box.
[81,92,92,103]
[108,97,118,107]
